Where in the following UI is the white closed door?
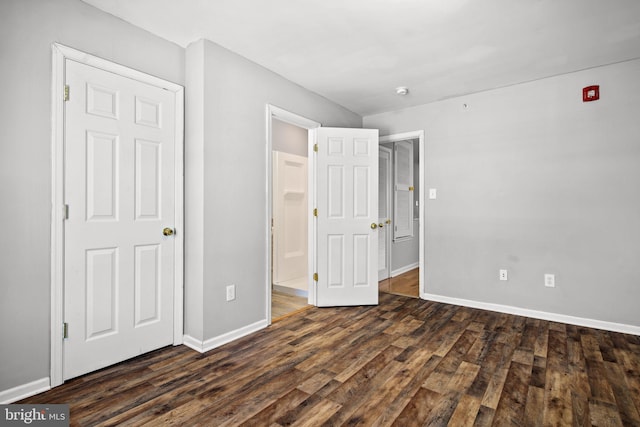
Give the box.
[63,60,176,380]
[273,151,308,288]
[378,146,392,280]
[315,127,379,307]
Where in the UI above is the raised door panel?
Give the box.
[85,248,118,339]
[86,132,119,221]
[135,139,161,220]
[327,235,345,288]
[134,244,161,327]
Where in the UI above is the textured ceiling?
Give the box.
[82,0,640,116]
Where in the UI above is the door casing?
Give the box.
[265,105,320,322]
[50,43,185,387]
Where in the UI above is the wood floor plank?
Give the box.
[523,386,544,427]
[342,347,435,426]
[391,386,441,426]
[603,360,640,426]
[492,361,532,425]
[447,393,482,426]
[472,405,495,426]
[367,354,442,426]
[18,292,640,426]
[241,388,310,426]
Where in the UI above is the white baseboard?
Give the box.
[421,292,640,336]
[391,262,419,277]
[0,377,50,404]
[183,319,269,353]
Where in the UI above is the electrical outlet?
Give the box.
[429,188,437,199]
[499,269,508,281]
[226,285,236,301]
[544,274,555,288]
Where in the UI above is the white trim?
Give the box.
[50,43,66,388]
[265,105,320,325]
[391,262,420,278]
[52,43,183,92]
[269,105,320,129]
[182,320,269,353]
[379,131,425,297]
[173,82,185,346]
[50,43,185,387]
[308,129,318,309]
[0,378,50,404]
[421,292,640,336]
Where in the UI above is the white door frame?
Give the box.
[50,43,185,387]
[379,131,425,297]
[265,105,320,323]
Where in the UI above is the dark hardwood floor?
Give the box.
[22,293,640,426]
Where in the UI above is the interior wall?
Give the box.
[364,58,640,328]
[272,119,308,157]
[0,0,184,394]
[185,39,361,341]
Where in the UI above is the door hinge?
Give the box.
[313,143,318,152]
[313,273,318,282]
[408,186,415,191]
[64,204,69,220]
[313,208,318,217]
[63,85,70,102]
[63,322,68,339]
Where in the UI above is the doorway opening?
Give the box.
[378,132,424,299]
[266,106,320,322]
[271,119,310,320]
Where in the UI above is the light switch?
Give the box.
[429,188,437,199]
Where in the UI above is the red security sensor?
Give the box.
[583,85,599,102]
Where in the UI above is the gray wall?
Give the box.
[365,59,640,327]
[185,39,361,341]
[272,119,308,157]
[0,0,184,393]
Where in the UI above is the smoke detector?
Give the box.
[395,86,409,96]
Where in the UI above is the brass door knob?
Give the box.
[385,219,391,225]
[379,223,384,228]
[163,227,174,236]
[370,223,378,229]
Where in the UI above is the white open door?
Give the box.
[315,127,379,306]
